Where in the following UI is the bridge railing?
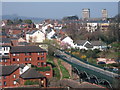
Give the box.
[62,51,119,74]
[59,55,114,83]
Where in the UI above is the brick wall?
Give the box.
[10,52,47,67]
[0,68,19,88]
[39,64,53,79]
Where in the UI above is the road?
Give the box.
[56,50,119,78]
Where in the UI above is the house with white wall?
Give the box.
[74,40,107,51]
[41,24,53,34]
[61,36,75,48]
[91,41,107,51]
[0,38,11,56]
[86,23,98,32]
[46,29,56,39]
[26,30,45,43]
[74,40,92,50]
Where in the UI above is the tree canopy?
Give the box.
[63,15,79,20]
[23,19,33,24]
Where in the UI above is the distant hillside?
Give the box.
[2,14,45,23]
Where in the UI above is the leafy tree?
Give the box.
[86,49,100,58]
[7,19,13,25]
[63,15,79,20]
[23,19,33,24]
[43,39,60,56]
[13,18,23,24]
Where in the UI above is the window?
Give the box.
[13,58,16,61]
[41,57,44,60]
[44,62,46,65]
[17,58,20,61]
[0,59,2,62]
[3,76,6,79]
[4,59,7,62]
[13,53,19,56]
[4,81,6,86]
[38,62,40,66]
[13,81,17,85]
[13,53,16,56]
[38,53,40,55]
[37,57,40,60]
[41,53,44,56]
[0,82,2,86]
[29,58,31,61]
[38,53,44,56]
[25,58,29,61]
[13,74,16,78]
[41,62,43,66]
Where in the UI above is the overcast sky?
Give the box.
[2,2,118,19]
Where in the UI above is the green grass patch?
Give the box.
[47,55,60,80]
[58,59,70,79]
[47,55,54,64]
[36,66,51,72]
[24,80,39,85]
[87,58,97,64]
[53,67,60,80]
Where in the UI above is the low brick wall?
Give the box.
[39,64,53,79]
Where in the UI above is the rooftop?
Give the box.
[10,46,46,53]
[0,65,19,76]
[20,68,45,79]
[1,38,11,44]
[74,40,88,45]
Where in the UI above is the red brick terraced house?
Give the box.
[0,46,53,88]
[0,65,20,88]
[10,46,47,67]
[0,65,46,88]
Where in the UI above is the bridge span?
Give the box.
[55,50,119,88]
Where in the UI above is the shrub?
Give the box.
[24,80,39,85]
[36,66,51,72]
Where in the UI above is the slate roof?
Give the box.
[0,32,7,36]
[2,38,11,44]
[91,41,105,46]
[18,42,29,46]
[74,40,88,45]
[10,46,46,53]
[84,43,93,48]
[19,64,25,69]
[26,30,36,34]
[0,65,19,76]
[20,68,45,79]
